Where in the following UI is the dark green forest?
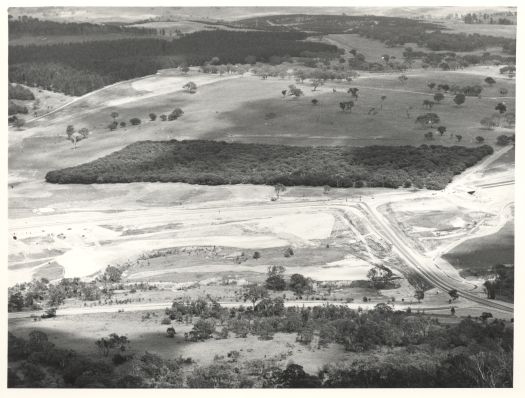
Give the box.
[8,15,156,37]
[232,14,515,53]
[9,30,340,95]
[45,140,493,190]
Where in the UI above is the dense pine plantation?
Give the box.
[45,140,493,190]
[8,16,156,37]
[9,31,340,96]
[233,14,516,53]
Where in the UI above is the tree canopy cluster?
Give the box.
[45,140,494,191]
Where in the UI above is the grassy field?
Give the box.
[440,21,517,39]
[442,220,514,273]
[9,68,515,191]
[322,34,428,62]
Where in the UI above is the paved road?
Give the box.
[355,201,513,314]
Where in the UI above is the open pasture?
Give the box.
[9,68,515,184]
[439,20,517,39]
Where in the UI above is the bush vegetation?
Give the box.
[8,298,513,388]
[45,140,493,190]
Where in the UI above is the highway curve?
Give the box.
[353,202,513,314]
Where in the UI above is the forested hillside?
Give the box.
[233,14,516,53]
[45,140,493,190]
[8,15,156,37]
[9,30,340,95]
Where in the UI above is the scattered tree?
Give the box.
[453,93,466,106]
[66,125,75,139]
[339,101,354,112]
[495,103,507,114]
[484,77,496,86]
[437,126,447,136]
[242,285,269,307]
[496,135,511,146]
[480,116,496,130]
[274,183,286,199]
[415,113,440,128]
[149,113,157,121]
[129,118,141,126]
[183,81,197,93]
[168,108,184,121]
[433,93,445,103]
[423,99,435,109]
[367,266,394,289]
[424,131,434,140]
[448,289,459,301]
[288,85,303,97]
[265,265,286,291]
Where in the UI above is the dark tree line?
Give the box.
[9,31,339,96]
[45,140,494,191]
[9,15,156,37]
[232,14,515,54]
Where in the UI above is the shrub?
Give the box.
[129,118,141,126]
[189,319,215,341]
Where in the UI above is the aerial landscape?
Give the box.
[6,5,516,389]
